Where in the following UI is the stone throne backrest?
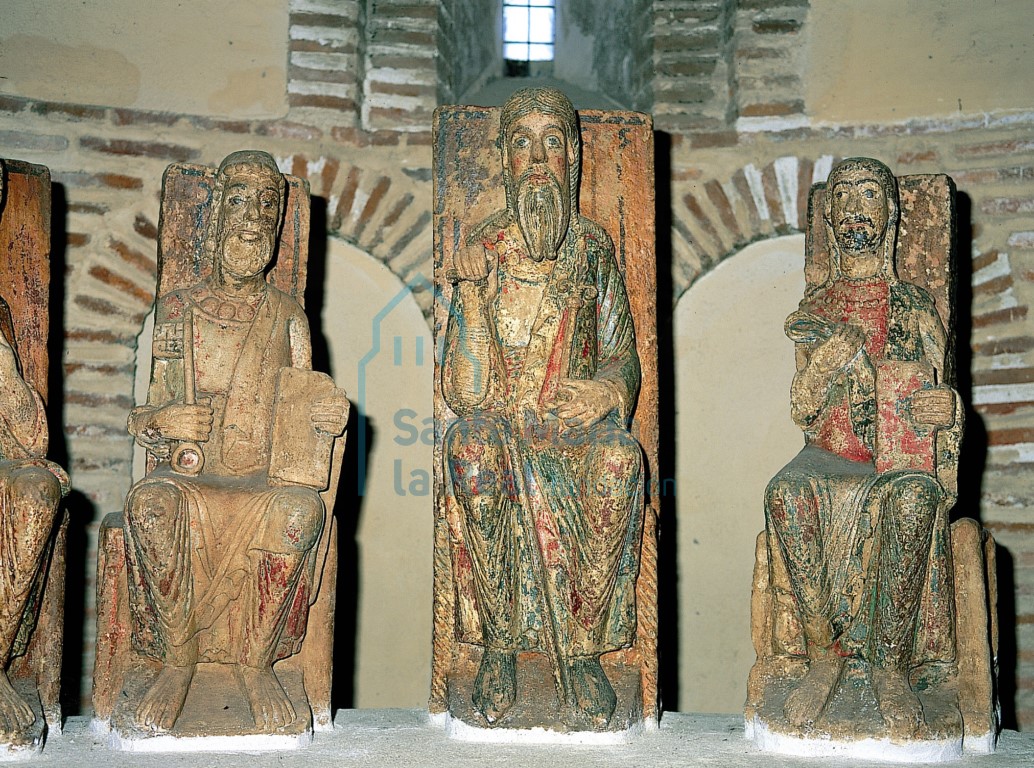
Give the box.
[430,106,660,724]
[747,172,999,752]
[0,159,67,730]
[93,163,342,732]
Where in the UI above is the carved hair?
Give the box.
[499,87,581,213]
[821,156,900,286]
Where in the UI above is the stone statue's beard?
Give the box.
[835,215,884,253]
[514,169,569,262]
[219,230,274,278]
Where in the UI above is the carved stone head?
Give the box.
[499,87,581,261]
[211,150,286,280]
[823,157,900,281]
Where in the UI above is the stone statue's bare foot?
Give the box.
[135,664,194,731]
[236,665,296,731]
[0,670,35,736]
[568,656,616,729]
[784,654,843,728]
[472,650,516,725]
[872,666,924,741]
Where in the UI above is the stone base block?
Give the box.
[99,659,312,752]
[444,645,644,739]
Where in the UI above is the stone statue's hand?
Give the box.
[310,388,349,436]
[451,243,492,284]
[909,386,955,429]
[553,379,618,429]
[148,402,214,443]
[809,324,866,373]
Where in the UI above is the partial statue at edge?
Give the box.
[747,157,998,758]
[441,88,644,730]
[123,150,348,736]
[0,159,70,749]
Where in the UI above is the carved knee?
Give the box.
[586,430,641,498]
[764,472,814,531]
[6,466,60,539]
[126,482,182,543]
[446,415,507,499]
[269,486,324,553]
[889,474,939,538]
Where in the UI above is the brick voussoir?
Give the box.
[988,427,1034,446]
[973,305,1030,328]
[133,215,159,242]
[65,391,137,410]
[109,239,158,277]
[974,366,1034,387]
[86,265,155,308]
[973,273,1015,296]
[972,336,1034,356]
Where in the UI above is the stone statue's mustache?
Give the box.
[838,214,875,229]
[515,165,569,262]
[835,214,883,251]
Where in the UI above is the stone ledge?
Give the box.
[21,711,1034,766]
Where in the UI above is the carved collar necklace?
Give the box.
[190,281,268,322]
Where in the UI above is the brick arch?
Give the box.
[66,205,159,392]
[670,154,837,300]
[279,152,434,311]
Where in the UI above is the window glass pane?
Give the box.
[528,0,555,6]
[504,42,530,60]
[527,43,553,61]
[503,6,529,43]
[527,8,554,44]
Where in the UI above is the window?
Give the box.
[503,0,555,77]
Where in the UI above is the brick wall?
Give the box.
[653,0,735,132]
[733,0,808,123]
[289,0,366,116]
[1,0,1033,728]
[361,0,438,131]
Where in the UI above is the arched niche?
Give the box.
[675,234,805,714]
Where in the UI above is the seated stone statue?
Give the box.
[0,159,69,747]
[121,150,348,735]
[747,157,997,756]
[437,88,651,732]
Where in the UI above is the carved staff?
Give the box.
[170,306,204,475]
[515,475,572,709]
[528,282,599,709]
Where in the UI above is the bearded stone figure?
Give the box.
[0,159,70,754]
[107,150,348,743]
[746,157,998,758]
[437,88,649,733]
